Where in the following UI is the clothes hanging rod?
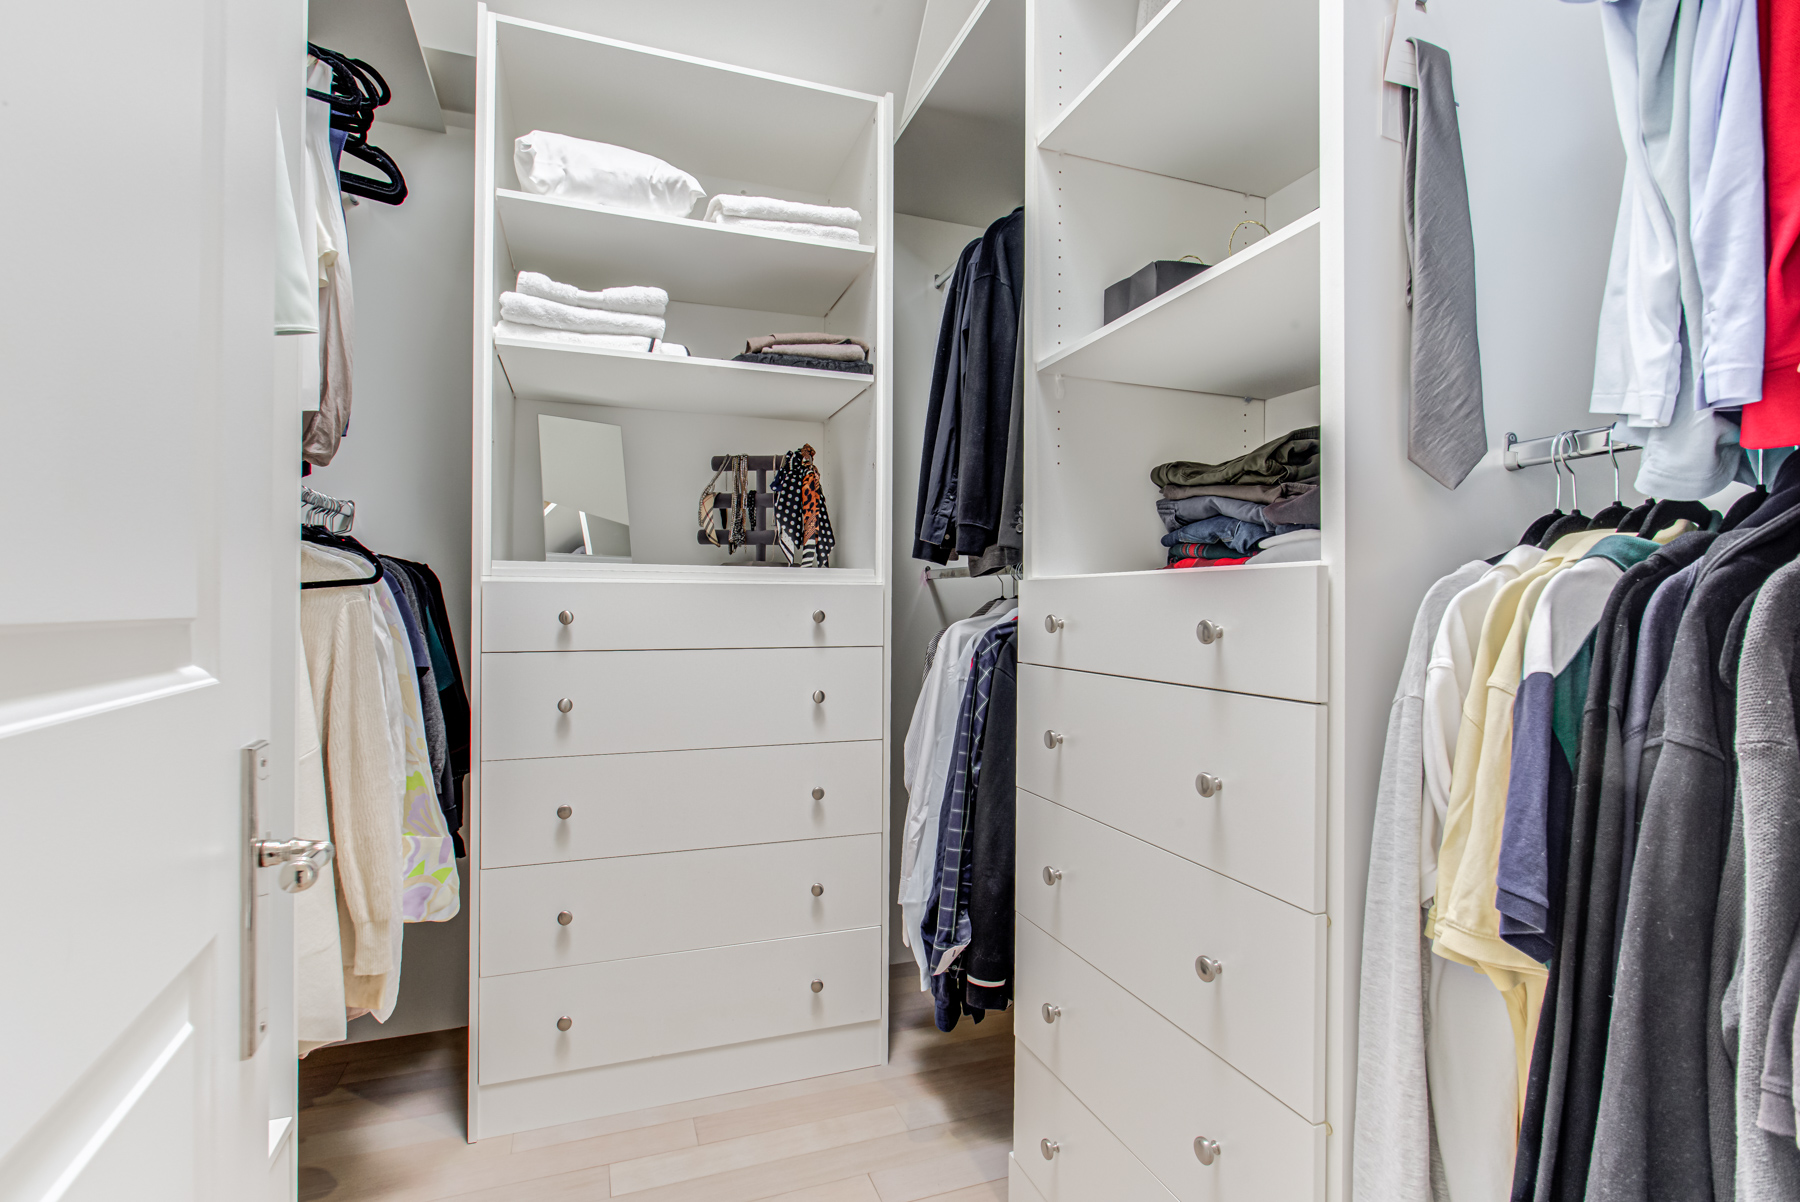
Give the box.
[1502,426,1641,471]
[922,563,1021,582]
[301,484,355,531]
[931,263,957,291]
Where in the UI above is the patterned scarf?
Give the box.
[772,444,835,568]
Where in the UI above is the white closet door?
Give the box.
[0,0,296,1198]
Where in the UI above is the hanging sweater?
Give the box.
[1733,557,1800,1197]
[1589,503,1800,1202]
[1353,558,1489,1202]
[299,547,403,986]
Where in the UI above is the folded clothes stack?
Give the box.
[494,271,688,354]
[733,333,874,375]
[1151,426,1322,568]
[703,195,863,246]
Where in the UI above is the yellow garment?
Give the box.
[1429,528,1611,1107]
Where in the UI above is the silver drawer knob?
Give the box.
[1196,773,1224,798]
[1043,866,1063,886]
[1194,1136,1221,1165]
[556,804,573,820]
[556,1015,573,1032]
[1044,730,1063,749]
[1042,1003,1061,1024]
[813,690,826,704]
[1195,955,1223,982]
[813,609,827,623]
[557,697,574,714]
[557,910,574,927]
[1041,1138,1061,1160]
[1045,614,1065,633]
[810,979,825,993]
[811,883,824,897]
[558,609,575,625]
[812,786,825,801]
[1196,619,1226,645]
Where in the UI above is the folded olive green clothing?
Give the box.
[1151,426,1320,488]
[746,332,872,354]
[1160,480,1313,504]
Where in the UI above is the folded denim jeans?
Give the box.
[1160,515,1312,556]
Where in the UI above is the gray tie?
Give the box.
[1403,39,1487,489]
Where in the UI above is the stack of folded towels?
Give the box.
[1151,425,1321,568]
[703,195,863,246]
[734,333,873,375]
[495,271,688,355]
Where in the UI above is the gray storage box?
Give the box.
[1103,259,1209,325]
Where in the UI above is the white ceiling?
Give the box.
[405,0,930,101]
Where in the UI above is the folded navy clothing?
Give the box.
[1160,515,1313,556]
[733,351,874,374]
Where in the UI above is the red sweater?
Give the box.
[1747,0,1800,447]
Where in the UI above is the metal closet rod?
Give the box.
[1503,425,1642,471]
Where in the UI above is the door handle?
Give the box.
[253,837,335,893]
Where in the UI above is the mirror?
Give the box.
[538,414,631,561]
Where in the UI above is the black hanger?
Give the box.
[307,43,408,205]
[301,525,385,589]
[1721,487,1768,531]
[1586,429,1632,529]
[1617,498,1656,533]
[1638,498,1717,540]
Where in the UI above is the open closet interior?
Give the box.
[285,0,1797,1199]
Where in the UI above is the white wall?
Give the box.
[307,119,476,1042]
[887,211,1003,964]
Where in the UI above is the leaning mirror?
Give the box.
[538,414,631,561]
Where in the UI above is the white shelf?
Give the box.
[495,334,873,421]
[495,190,875,315]
[1038,210,1319,399]
[494,16,879,195]
[1036,0,1318,197]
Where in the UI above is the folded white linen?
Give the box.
[513,131,704,217]
[515,272,667,315]
[704,194,861,228]
[494,321,651,351]
[493,322,689,356]
[709,214,861,245]
[498,292,666,338]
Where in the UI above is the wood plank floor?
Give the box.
[297,965,1014,1201]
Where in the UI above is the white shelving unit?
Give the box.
[1008,0,1627,1198]
[469,6,894,1141]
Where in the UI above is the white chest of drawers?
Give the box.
[1014,565,1332,1199]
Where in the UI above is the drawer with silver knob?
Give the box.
[480,646,881,759]
[1016,790,1326,1122]
[481,740,881,867]
[1017,662,1325,912]
[481,580,883,651]
[477,926,881,1086]
[1013,1040,1179,1202]
[479,833,881,977]
[1017,563,1326,703]
[1014,917,1324,1201]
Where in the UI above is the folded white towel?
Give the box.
[494,321,689,356]
[704,195,862,229]
[498,292,666,339]
[515,272,668,315]
[710,215,861,246]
